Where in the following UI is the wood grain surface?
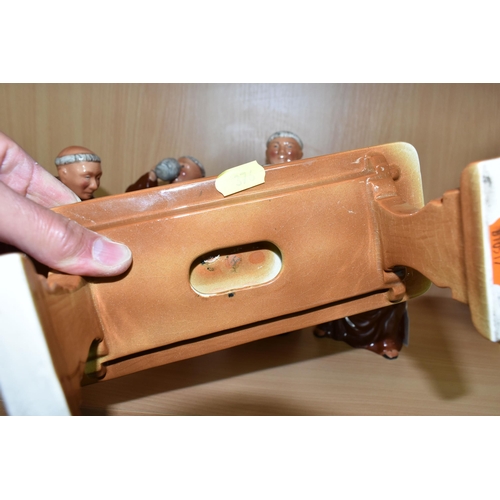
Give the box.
[3,83,498,300]
[1,84,499,415]
[3,296,496,416]
[1,84,499,204]
[78,296,500,416]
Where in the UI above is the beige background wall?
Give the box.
[1,83,499,297]
[1,83,499,202]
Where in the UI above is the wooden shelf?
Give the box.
[78,296,500,415]
[2,296,499,416]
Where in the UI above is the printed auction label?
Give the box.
[490,218,500,285]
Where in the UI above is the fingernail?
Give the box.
[92,237,132,268]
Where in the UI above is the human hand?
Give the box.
[0,131,132,276]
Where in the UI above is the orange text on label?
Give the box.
[490,218,500,285]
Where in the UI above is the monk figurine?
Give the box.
[55,146,102,200]
[313,303,408,359]
[126,156,205,192]
[265,130,304,165]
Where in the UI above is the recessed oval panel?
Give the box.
[190,242,282,296]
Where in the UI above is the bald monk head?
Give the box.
[265,131,304,165]
[55,146,102,200]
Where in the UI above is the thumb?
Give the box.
[0,182,132,276]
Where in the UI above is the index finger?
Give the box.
[0,131,80,208]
